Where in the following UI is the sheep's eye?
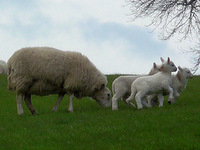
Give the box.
[171,64,174,66]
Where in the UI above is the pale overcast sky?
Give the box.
[0,0,198,74]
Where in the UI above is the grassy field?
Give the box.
[0,74,200,150]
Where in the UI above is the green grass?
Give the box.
[0,74,200,150]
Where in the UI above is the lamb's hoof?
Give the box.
[129,102,136,108]
[68,110,74,113]
[112,107,118,111]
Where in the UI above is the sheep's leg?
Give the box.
[171,90,179,104]
[112,91,125,110]
[135,92,143,109]
[146,95,153,107]
[122,97,136,108]
[157,94,164,107]
[52,94,65,112]
[141,97,151,108]
[163,85,174,104]
[16,94,24,116]
[147,95,158,107]
[24,94,37,115]
[126,93,135,104]
[68,93,74,112]
[112,95,119,110]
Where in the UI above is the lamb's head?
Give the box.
[93,84,111,107]
[178,66,193,79]
[160,57,177,73]
[148,63,161,75]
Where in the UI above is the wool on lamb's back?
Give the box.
[8,47,107,97]
[0,60,7,74]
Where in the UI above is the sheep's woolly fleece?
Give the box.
[7,47,108,98]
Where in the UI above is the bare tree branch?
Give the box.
[126,0,200,40]
[126,0,200,73]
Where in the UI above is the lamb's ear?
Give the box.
[159,64,165,71]
[153,63,157,69]
[167,57,170,64]
[178,66,183,71]
[160,57,165,62]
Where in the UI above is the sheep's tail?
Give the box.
[7,63,14,90]
[126,85,137,104]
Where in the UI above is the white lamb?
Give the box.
[7,47,111,115]
[126,57,177,109]
[112,63,161,110]
[0,60,7,75]
[148,66,193,106]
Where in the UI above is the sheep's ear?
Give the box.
[159,64,165,71]
[160,57,165,62]
[167,57,170,64]
[153,63,157,69]
[178,66,183,71]
[100,84,105,90]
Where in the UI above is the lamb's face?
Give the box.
[93,87,111,107]
[180,67,193,78]
[161,57,177,72]
[168,61,177,72]
[148,63,162,75]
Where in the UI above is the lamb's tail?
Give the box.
[126,85,137,104]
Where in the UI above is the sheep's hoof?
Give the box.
[68,110,74,113]
[129,102,136,108]
[18,112,24,116]
[112,107,118,111]
[52,107,58,112]
[31,110,38,115]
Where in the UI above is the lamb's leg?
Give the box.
[52,94,65,112]
[16,93,24,116]
[126,93,134,104]
[157,94,164,107]
[112,94,119,110]
[122,97,136,108]
[170,90,179,104]
[135,92,143,109]
[68,93,74,112]
[163,85,174,104]
[112,91,126,110]
[24,94,37,115]
[141,97,151,108]
[147,94,158,107]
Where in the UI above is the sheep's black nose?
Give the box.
[168,101,171,104]
[107,93,110,97]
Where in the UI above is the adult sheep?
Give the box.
[7,47,111,115]
[0,60,7,74]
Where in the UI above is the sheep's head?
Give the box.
[159,57,177,73]
[93,84,111,107]
[178,66,193,79]
[148,63,161,75]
